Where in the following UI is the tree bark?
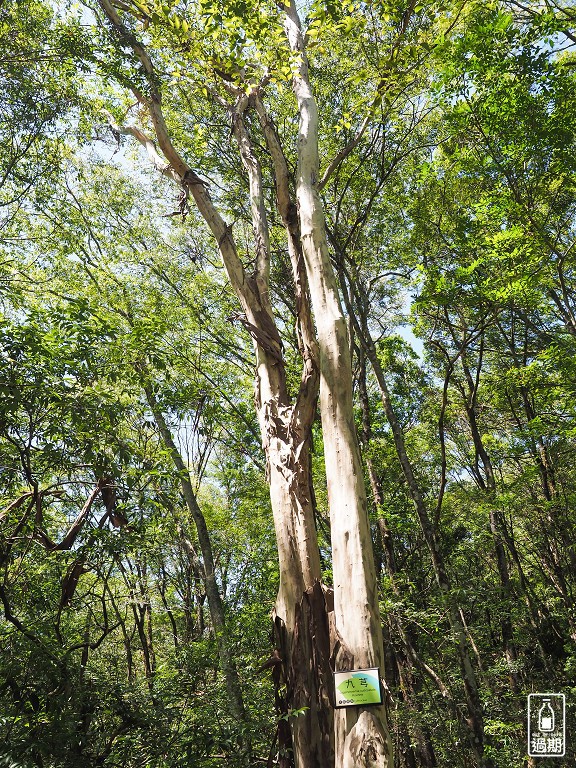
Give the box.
[96,5,333,762]
[283,3,393,765]
[94,3,357,763]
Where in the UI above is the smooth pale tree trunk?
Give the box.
[96,1,419,761]
[284,3,393,765]
[337,272,492,766]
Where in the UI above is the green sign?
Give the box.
[334,668,382,708]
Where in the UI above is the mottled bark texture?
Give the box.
[283,1,393,764]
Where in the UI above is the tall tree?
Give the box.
[78,0,408,763]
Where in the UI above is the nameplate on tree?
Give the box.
[334,668,382,707]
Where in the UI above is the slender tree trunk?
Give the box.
[104,579,134,680]
[116,557,156,687]
[158,565,180,651]
[459,356,534,688]
[488,509,519,692]
[357,349,437,768]
[145,387,247,726]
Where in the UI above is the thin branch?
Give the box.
[318,111,372,191]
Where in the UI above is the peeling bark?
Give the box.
[283,2,392,764]
[342,711,390,768]
[94,4,376,764]
[273,583,335,767]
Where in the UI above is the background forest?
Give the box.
[1,0,576,766]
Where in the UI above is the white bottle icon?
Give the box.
[539,699,554,732]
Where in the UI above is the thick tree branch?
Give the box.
[0,584,61,664]
[0,491,34,523]
[253,95,319,429]
[96,1,273,336]
[102,110,182,184]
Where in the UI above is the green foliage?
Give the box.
[2,0,576,766]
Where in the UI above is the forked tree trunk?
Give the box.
[95,2,394,763]
[96,5,334,764]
